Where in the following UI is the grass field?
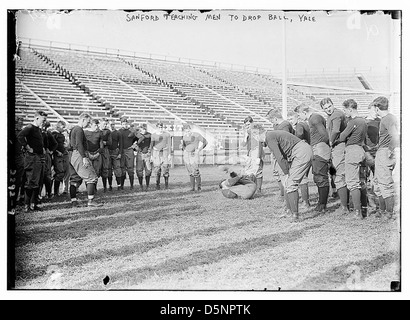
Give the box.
[12,165,400,292]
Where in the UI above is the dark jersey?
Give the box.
[365,118,380,156]
[265,130,301,175]
[17,124,44,155]
[43,130,58,153]
[84,129,103,153]
[136,132,152,154]
[378,113,399,150]
[295,121,311,144]
[275,120,295,134]
[69,125,87,158]
[51,131,67,154]
[309,113,329,146]
[339,117,367,146]
[327,108,347,146]
[109,129,123,152]
[101,129,112,148]
[119,128,137,149]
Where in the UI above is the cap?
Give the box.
[120,117,129,123]
[182,123,192,130]
[138,123,147,130]
[35,110,48,117]
[156,122,164,128]
[221,189,238,199]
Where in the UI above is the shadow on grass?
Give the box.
[15,219,263,282]
[17,196,190,227]
[291,251,400,291]
[36,188,220,212]
[81,223,324,289]
[15,203,206,247]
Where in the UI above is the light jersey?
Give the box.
[183,132,205,152]
[84,129,103,153]
[152,131,171,151]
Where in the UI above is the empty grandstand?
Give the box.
[14,41,399,163]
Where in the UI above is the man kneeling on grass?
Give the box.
[219,170,257,200]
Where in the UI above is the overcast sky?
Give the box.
[15,9,397,73]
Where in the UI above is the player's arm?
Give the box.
[198,136,208,152]
[48,132,58,154]
[295,123,304,140]
[387,120,400,151]
[17,125,32,152]
[99,132,104,152]
[74,129,87,159]
[339,121,355,143]
[106,131,112,147]
[180,138,186,150]
[329,117,342,146]
[269,141,289,174]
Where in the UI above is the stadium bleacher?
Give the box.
[13,45,399,150]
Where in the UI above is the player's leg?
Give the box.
[136,152,144,191]
[101,149,110,192]
[345,145,366,219]
[375,148,396,219]
[53,153,65,196]
[332,143,349,212]
[120,151,127,190]
[162,152,170,190]
[71,150,101,207]
[287,142,313,221]
[144,153,152,191]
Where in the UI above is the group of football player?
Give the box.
[219,96,399,222]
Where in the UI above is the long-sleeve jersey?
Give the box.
[365,118,380,156]
[151,131,172,151]
[69,125,87,158]
[51,130,67,154]
[265,130,301,175]
[109,129,123,153]
[84,129,103,153]
[43,130,58,153]
[326,109,347,146]
[17,124,44,155]
[294,121,311,144]
[378,113,399,150]
[308,113,329,146]
[339,117,367,146]
[119,128,137,150]
[135,132,152,154]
